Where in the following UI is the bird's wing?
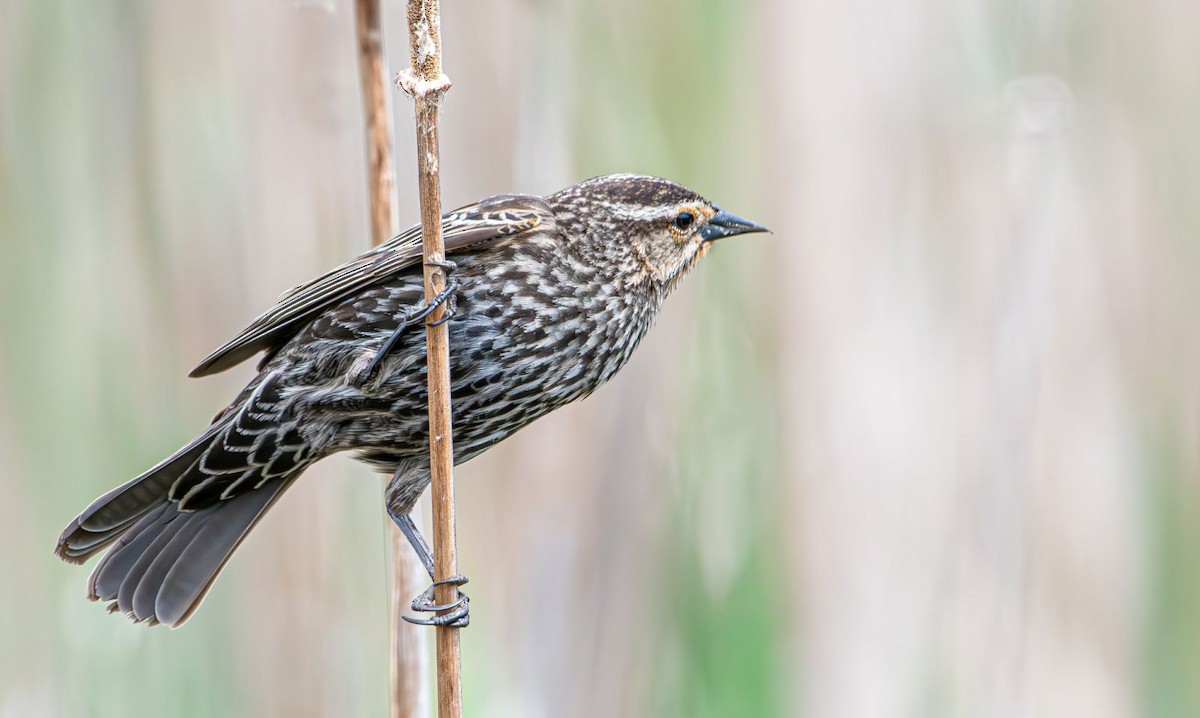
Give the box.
[189,195,552,377]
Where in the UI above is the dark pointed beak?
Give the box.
[700,207,771,241]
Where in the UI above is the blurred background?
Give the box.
[1,0,1197,716]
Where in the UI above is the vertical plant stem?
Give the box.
[397,0,462,716]
[353,1,428,716]
[356,0,397,246]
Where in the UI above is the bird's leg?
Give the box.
[355,264,459,383]
[387,507,470,628]
[388,507,434,577]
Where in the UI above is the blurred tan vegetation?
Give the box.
[1,0,1198,716]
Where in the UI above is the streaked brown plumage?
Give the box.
[54,174,767,627]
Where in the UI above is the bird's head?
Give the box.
[550,174,769,290]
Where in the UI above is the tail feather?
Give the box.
[129,513,209,622]
[156,483,291,627]
[81,481,291,627]
[88,502,177,600]
[57,427,222,563]
[113,511,191,618]
[56,400,305,627]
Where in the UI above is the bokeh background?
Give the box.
[1,0,1197,716]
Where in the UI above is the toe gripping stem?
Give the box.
[403,575,469,628]
[423,258,458,328]
[362,260,459,380]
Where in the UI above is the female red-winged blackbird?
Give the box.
[55,174,767,627]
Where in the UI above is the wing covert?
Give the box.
[189,195,552,377]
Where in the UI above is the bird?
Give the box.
[54,173,768,628]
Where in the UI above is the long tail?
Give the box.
[55,375,311,627]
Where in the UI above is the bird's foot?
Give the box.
[423,259,458,327]
[350,276,460,386]
[403,574,469,628]
[403,274,459,328]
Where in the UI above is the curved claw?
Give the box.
[403,605,468,628]
[423,259,458,274]
[411,589,467,614]
[403,574,470,628]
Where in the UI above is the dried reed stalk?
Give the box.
[396,0,463,716]
[353,1,428,716]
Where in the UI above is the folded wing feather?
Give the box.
[188,195,552,377]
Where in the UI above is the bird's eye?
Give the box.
[673,212,695,231]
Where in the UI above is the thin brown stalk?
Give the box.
[353,1,428,717]
[396,0,462,715]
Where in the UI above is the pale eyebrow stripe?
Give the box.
[612,203,676,221]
